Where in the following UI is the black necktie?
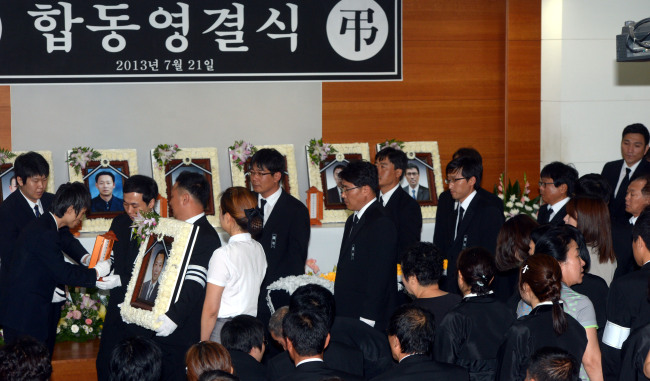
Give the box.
[456,207,464,237]
[378,196,384,206]
[259,198,267,217]
[616,167,632,201]
[34,205,41,217]
[349,214,359,238]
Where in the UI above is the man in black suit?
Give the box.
[221,315,267,381]
[325,164,345,204]
[138,251,165,303]
[601,123,650,224]
[375,147,422,256]
[0,182,111,356]
[402,163,430,201]
[433,155,504,294]
[277,309,362,381]
[335,160,398,331]
[370,304,468,380]
[90,171,124,212]
[537,161,578,225]
[250,149,310,325]
[95,175,159,381]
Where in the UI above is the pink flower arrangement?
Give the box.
[66,147,101,175]
[130,210,160,245]
[85,318,93,325]
[153,143,180,170]
[229,140,257,171]
[307,138,337,165]
[306,258,320,274]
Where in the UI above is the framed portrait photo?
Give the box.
[0,151,55,204]
[151,147,221,228]
[306,143,370,223]
[230,144,300,200]
[68,149,138,232]
[376,141,443,219]
[121,218,198,330]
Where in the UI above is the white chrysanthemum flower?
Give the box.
[533,204,540,210]
[509,194,516,201]
[506,201,514,208]
[525,205,533,211]
[515,202,523,208]
[71,325,79,333]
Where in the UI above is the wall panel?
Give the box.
[0,87,10,149]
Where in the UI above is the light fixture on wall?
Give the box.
[617,18,650,62]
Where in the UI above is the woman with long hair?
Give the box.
[434,247,515,380]
[564,197,617,285]
[201,187,267,343]
[497,254,588,381]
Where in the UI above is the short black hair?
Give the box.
[527,346,580,381]
[400,242,444,286]
[387,304,435,356]
[0,336,52,381]
[540,162,579,197]
[221,315,265,353]
[333,164,346,173]
[282,310,329,357]
[338,160,379,196]
[14,151,49,183]
[175,171,211,209]
[289,284,335,328]
[622,123,650,146]
[250,148,286,181]
[575,174,611,203]
[198,370,240,381]
[446,156,482,189]
[452,147,483,164]
[633,208,650,247]
[375,147,408,180]
[534,225,590,271]
[95,171,116,183]
[50,182,91,217]
[109,337,162,381]
[406,163,419,173]
[123,175,159,204]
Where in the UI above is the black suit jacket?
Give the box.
[277,360,363,381]
[326,186,343,204]
[536,202,568,225]
[370,354,469,381]
[0,215,97,343]
[611,220,638,280]
[382,187,423,256]
[230,350,267,381]
[433,189,504,294]
[268,342,364,380]
[402,185,430,201]
[602,159,650,224]
[0,190,86,263]
[139,280,159,302]
[335,201,398,331]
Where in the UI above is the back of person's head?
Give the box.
[282,309,329,357]
[526,347,580,381]
[452,147,483,165]
[633,208,650,247]
[530,224,553,245]
[534,225,590,271]
[186,341,233,381]
[0,336,52,381]
[400,242,444,286]
[338,160,379,196]
[123,175,159,204]
[109,336,162,381]
[219,186,263,236]
[623,123,650,146]
[445,156,482,189]
[387,304,435,356]
[565,197,614,264]
[198,370,240,381]
[51,182,91,217]
[221,315,265,354]
[289,284,335,328]
[176,171,211,209]
[540,162,579,197]
[457,247,497,295]
[496,214,539,271]
[250,148,286,180]
[575,174,611,203]
[375,147,408,180]
[519,254,567,335]
[14,151,49,182]
[268,306,289,339]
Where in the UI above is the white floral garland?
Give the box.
[265,274,335,314]
[5,151,55,193]
[400,141,443,220]
[151,147,221,228]
[67,149,139,232]
[120,218,194,330]
[230,144,300,200]
[305,143,370,223]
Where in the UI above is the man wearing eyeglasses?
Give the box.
[537,162,578,225]
[433,155,504,295]
[249,148,310,327]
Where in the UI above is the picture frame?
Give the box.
[230,144,300,200]
[68,149,138,232]
[121,218,198,330]
[376,141,443,219]
[0,151,55,204]
[151,147,221,228]
[306,143,370,223]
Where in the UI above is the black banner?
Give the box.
[0,0,401,83]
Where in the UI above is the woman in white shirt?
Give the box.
[201,187,267,343]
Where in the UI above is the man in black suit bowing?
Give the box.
[250,149,310,325]
[537,161,578,225]
[433,155,504,294]
[602,123,650,224]
[335,161,398,331]
[95,175,160,381]
[375,147,422,256]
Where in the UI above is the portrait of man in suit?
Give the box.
[1,172,18,201]
[403,163,430,201]
[90,170,125,213]
[326,164,346,204]
[139,250,166,304]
